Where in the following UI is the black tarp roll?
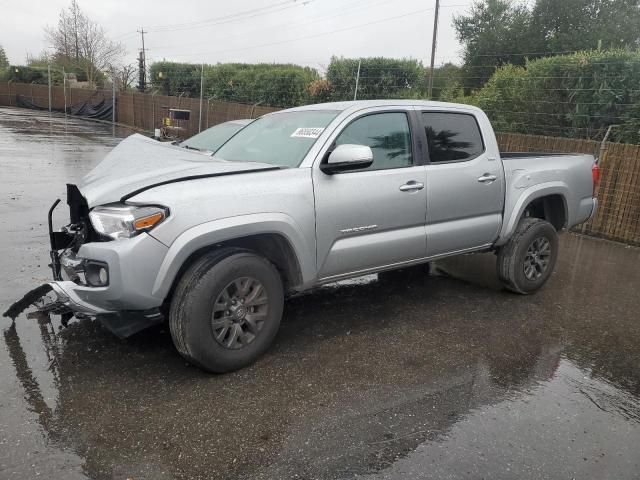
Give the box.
[16,93,114,120]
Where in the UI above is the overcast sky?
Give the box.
[1,0,477,71]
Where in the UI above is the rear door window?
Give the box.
[421,112,484,163]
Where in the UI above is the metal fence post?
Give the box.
[47,64,52,113]
[112,71,116,125]
[198,63,204,133]
[62,67,67,117]
[151,91,157,132]
[206,98,211,129]
[353,59,361,101]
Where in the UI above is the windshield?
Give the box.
[214,111,339,167]
[179,121,249,152]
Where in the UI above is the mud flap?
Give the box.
[97,309,164,339]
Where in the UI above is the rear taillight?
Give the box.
[592,163,600,197]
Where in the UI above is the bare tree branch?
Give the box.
[45,0,125,87]
[111,63,137,92]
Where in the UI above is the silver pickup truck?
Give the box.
[9,100,599,372]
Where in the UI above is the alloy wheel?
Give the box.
[211,277,269,349]
[523,236,551,280]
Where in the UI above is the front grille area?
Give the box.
[65,184,106,246]
[50,186,106,281]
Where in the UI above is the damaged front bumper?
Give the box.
[49,280,111,317]
[3,280,164,338]
[49,281,164,338]
[49,251,164,338]
[3,185,169,338]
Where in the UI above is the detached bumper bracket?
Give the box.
[47,199,74,280]
[48,199,63,280]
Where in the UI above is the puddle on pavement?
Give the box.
[1,107,640,480]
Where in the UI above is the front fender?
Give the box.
[150,213,315,299]
[496,182,569,246]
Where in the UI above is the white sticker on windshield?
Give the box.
[290,127,325,139]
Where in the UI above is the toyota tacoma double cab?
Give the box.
[7,100,599,372]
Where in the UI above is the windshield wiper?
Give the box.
[181,144,201,151]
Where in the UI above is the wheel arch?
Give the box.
[522,194,567,231]
[497,183,570,246]
[152,214,314,301]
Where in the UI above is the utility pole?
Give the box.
[427,0,440,100]
[138,51,146,92]
[137,28,147,92]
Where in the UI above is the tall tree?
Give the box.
[454,0,537,91]
[45,0,124,86]
[454,0,640,91]
[531,0,640,52]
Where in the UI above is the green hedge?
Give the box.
[5,63,88,86]
[326,56,425,101]
[150,62,319,108]
[150,62,201,97]
[475,49,640,142]
[204,63,319,108]
[7,66,47,84]
[148,58,462,107]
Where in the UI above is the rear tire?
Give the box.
[497,218,558,294]
[169,249,284,373]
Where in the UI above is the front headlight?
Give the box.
[89,204,168,240]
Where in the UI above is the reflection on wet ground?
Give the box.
[1,107,640,479]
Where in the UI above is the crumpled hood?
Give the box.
[79,134,276,207]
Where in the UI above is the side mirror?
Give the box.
[320,144,374,174]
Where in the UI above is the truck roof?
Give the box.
[281,99,482,114]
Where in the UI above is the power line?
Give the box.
[110,0,312,42]
[149,0,312,33]
[165,4,468,58]
[149,0,395,52]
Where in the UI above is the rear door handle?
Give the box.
[478,173,497,184]
[399,181,425,192]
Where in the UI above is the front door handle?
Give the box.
[478,173,498,184]
[399,181,425,192]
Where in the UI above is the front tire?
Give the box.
[497,218,558,294]
[169,249,284,373]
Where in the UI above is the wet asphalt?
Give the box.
[1,106,639,480]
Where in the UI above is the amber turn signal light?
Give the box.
[134,212,164,231]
